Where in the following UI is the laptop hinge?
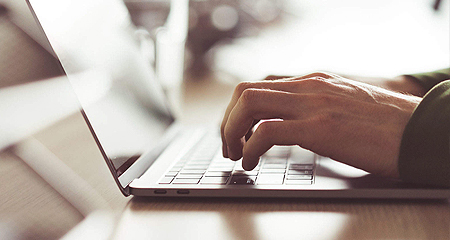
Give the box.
[117,123,182,189]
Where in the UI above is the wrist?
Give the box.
[387,75,427,97]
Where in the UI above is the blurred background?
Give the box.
[0,0,448,239]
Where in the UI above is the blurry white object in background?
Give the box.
[155,0,189,116]
[0,76,79,151]
[61,211,115,240]
[135,27,156,68]
[156,0,189,89]
[0,70,114,151]
[212,0,450,81]
[211,5,239,31]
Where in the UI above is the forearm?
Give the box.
[341,69,450,97]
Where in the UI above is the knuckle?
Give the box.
[255,121,275,137]
[302,77,333,89]
[315,71,333,78]
[301,78,322,88]
[240,88,259,106]
[236,81,254,95]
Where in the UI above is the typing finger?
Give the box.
[224,89,299,160]
[221,80,304,158]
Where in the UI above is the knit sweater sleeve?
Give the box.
[404,68,450,92]
[398,80,450,187]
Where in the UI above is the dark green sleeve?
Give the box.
[405,68,450,92]
[398,80,450,187]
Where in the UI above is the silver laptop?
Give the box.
[28,0,450,199]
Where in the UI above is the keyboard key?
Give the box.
[230,176,256,185]
[183,165,209,170]
[260,169,286,174]
[209,163,235,168]
[208,168,234,172]
[290,148,315,163]
[176,174,203,179]
[165,171,178,177]
[232,171,258,176]
[233,166,260,173]
[264,146,291,157]
[286,175,313,180]
[289,164,314,170]
[179,170,206,175]
[287,170,313,175]
[262,163,287,169]
[205,171,231,177]
[189,153,214,162]
[186,160,211,165]
[172,178,200,184]
[212,157,232,162]
[285,180,312,185]
[263,157,288,164]
[159,177,174,184]
[200,177,229,185]
[257,174,284,185]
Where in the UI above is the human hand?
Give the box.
[220,72,422,179]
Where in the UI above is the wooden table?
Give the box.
[115,197,450,240]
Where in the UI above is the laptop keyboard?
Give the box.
[158,133,315,185]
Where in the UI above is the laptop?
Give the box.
[27,0,450,199]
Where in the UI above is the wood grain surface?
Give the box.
[116,197,450,240]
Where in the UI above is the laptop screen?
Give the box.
[29,0,175,177]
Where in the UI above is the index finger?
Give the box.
[221,80,299,158]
